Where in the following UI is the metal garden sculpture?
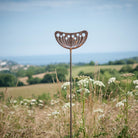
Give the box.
[55,30,88,138]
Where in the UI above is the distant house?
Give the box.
[0,67,9,71]
[0,62,7,66]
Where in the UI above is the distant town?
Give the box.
[0,60,30,72]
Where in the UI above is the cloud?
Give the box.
[0,0,78,12]
[0,0,135,12]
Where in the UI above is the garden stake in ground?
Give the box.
[55,30,88,138]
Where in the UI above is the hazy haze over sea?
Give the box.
[0,51,138,65]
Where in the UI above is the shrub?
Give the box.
[56,67,68,82]
[0,74,17,87]
[37,93,51,105]
[17,81,25,86]
[119,65,133,73]
[27,77,41,84]
[41,74,56,83]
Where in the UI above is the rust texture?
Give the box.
[55,30,88,138]
[55,30,88,49]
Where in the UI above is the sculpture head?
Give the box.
[55,30,88,50]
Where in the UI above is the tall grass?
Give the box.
[0,70,138,137]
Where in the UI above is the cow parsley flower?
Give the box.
[135,85,138,89]
[31,99,36,102]
[62,103,75,110]
[127,91,133,96]
[94,108,104,113]
[94,80,105,87]
[133,80,138,85]
[10,111,15,115]
[51,111,60,115]
[77,88,90,94]
[39,100,43,103]
[20,101,24,105]
[116,101,124,107]
[98,114,105,120]
[61,82,70,90]
[51,99,59,105]
[38,103,44,107]
[108,77,116,84]
[77,77,94,87]
[23,99,30,103]
[13,100,17,104]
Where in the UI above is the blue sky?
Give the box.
[0,0,138,56]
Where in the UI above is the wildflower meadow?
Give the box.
[0,73,138,138]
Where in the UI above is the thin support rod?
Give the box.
[70,49,72,138]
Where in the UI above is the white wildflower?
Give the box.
[20,101,24,105]
[38,103,44,107]
[51,99,59,105]
[135,85,138,89]
[24,102,27,106]
[10,111,15,115]
[3,105,8,108]
[98,114,105,120]
[112,98,116,102]
[61,82,70,90]
[0,109,3,113]
[79,119,83,124]
[127,91,133,96]
[23,99,30,103]
[27,110,34,116]
[47,113,51,116]
[116,101,124,107]
[108,77,116,84]
[13,100,17,104]
[94,108,104,113]
[122,99,126,103]
[62,103,75,110]
[94,80,105,87]
[77,78,94,87]
[51,111,60,115]
[133,80,138,85]
[67,94,75,99]
[30,102,35,105]
[77,88,90,94]
[135,91,138,96]
[39,100,43,103]
[31,99,36,102]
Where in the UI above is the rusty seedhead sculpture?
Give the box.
[55,30,88,138]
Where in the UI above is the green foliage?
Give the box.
[41,74,56,83]
[37,93,51,105]
[56,67,68,82]
[126,59,136,64]
[89,61,95,65]
[17,81,25,86]
[119,65,133,73]
[16,68,26,77]
[107,57,138,65]
[78,71,85,76]
[0,74,17,87]
[100,68,120,82]
[0,91,4,101]
[78,71,94,79]
[45,64,69,72]
[27,77,41,85]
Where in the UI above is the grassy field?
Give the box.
[0,83,62,98]
[0,64,137,98]
[72,64,123,76]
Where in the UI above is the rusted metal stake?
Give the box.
[55,30,88,138]
[70,48,72,138]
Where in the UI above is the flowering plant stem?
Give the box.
[82,90,86,138]
[124,78,129,137]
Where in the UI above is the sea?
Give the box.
[0,51,138,65]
